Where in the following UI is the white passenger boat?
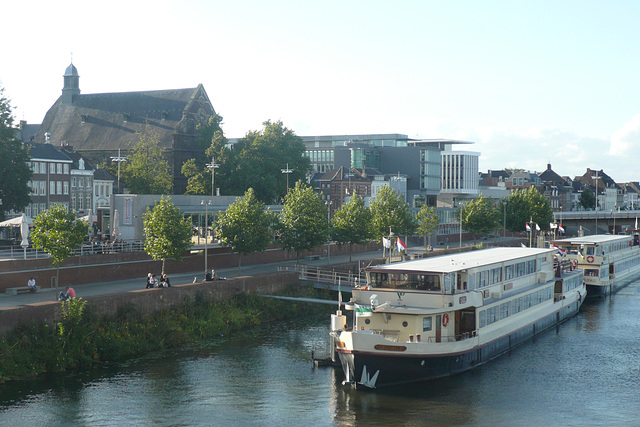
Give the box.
[332,247,585,389]
[550,234,640,297]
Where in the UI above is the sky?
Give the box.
[2,1,640,182]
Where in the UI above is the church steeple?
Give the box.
[62,62,80,105]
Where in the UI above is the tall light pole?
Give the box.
[326,200,332,262]
[110,149,127,194]
[206,157,219,198]
[594,171,601,235]
[201,200,212,275]
[281,163,293,194]
[459,202,465,249]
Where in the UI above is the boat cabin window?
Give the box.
[584,268,599,277]
[423,317,432,332]
[368,272,441,291]
[586,246,595,256]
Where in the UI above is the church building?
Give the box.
[34,63,216,194]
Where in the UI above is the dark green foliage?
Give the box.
[0,287,329,383]
[0,85,32,220]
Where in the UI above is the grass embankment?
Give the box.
[0,286,333,383]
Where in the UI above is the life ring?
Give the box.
[442,313,449,327]
[587,255,594,263]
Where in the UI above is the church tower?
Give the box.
[61,62,80,105]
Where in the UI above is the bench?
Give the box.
[6,286,35,295]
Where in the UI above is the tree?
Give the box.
[119,130,172,194]
[370,185,416,241]
[279,181,328,261]
[216,188,272,272]
[416,205,440,251]
[30,204,87,297]
[579,188,596,211]
[223,120,311,203]
[460,194,500,242]
[143,196,192,275]
[181,158,208,195]
[0,85,32,220]
[503,187,553,232]
[331,194,373,262]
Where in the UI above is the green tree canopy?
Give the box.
[30,204,87,295]
[0,85,32,220]
[222,120,311,203]
[416,205,440,250]
[369,185,416,240]
[503,187,553,232]
[120,130,173,194]
[460,194,500,241]
[279,181,328,260]
[216,188,272,271]
[579,188,597,211]
[181,158,208,195]
[331,194,373,262]
[143,196,192,274]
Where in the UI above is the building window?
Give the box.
[57,163,62,174]
[57,181,62,195]
[32,205,38,217]
[79,195,84,210]
[50,163,55,174]
[40,181,46,195]
[50,181,56,195]
[78,177,84,188]
[64,164,69,174]
[40,163,46,174]
[25,205,31,217]
[31,162,38,173]
[71,194,76,210]
[86,196,91,210]
[72,177,76,188]
[63,182,69,195]
[40,203,46,213]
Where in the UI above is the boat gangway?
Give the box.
[277,264,366,292]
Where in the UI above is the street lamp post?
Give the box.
[326,200,332,262]
[594,172,601,235]
[281,163,293,194]
[201,200,212,275]
[459,202,465,249]
[206,157,219,198]
[110,149,127,194]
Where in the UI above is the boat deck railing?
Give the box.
[278,265,367,288]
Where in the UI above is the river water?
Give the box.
[2,281,640,426]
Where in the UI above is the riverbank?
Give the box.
[0,282,333,383]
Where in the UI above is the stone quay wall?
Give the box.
[0,242,380,293]
[0,271,298,336]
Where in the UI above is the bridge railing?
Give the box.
[278,264,367,287]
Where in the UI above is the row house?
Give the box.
[27,142,73,218]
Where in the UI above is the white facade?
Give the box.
[440,150,479,195]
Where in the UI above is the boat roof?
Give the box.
[368,247,554,274]
[552,234,631,245]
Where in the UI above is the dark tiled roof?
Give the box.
[93,169,116,181]
[35,84,215,152]
[29,143,72,162]
[61,147,95,171]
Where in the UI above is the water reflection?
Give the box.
[2,283,640,425]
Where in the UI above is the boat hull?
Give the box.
[338,299,583,389]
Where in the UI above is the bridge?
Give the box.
[553,210,640,234]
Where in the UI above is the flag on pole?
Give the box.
[382,237,391,248]
[535,223,540,231]
[397,237,407,252]
[558,224,565,234]
[525,223,531,232]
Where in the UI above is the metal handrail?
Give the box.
[278,264,367,286]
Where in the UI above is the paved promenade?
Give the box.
[0,248,388,309]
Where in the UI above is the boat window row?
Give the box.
[479,286,553,328]
[613,254,640,275]
[368,272,441,291]
[473,259,539,289]
[584,266,608,278]
[563,274,583,292]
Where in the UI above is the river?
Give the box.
[2,281,640,426]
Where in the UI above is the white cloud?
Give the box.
[610,114,640,156]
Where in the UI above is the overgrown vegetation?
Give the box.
[0,286,331,383]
